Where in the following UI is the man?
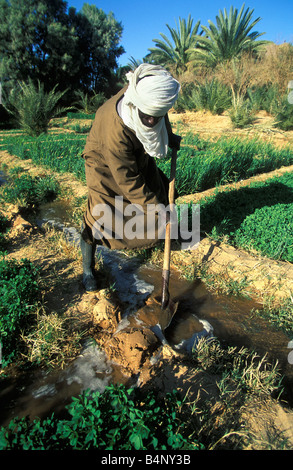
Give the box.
[81,64,181,292]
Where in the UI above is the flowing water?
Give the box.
[0,197,292,428]
[0,170,7,187]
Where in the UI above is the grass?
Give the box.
[1,131,293,196]
[0,256,41,365]
[157,133,293,195]
[21,307,83,369]
[1,173,61,209]
[252,295,293,337]
[0,133,87,182]
[198,171,293,263]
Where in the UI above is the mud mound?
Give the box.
[104,327,159,376]
[91,289,211,380]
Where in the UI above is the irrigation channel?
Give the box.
[0,195,293,428]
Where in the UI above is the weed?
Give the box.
[252,295,293,337]
[3,79,71,136]
[0,384,204,450]
[235,203,293,262]
[199,172,293,262]
[0,256,40,364]
[21,309,83,369]
[186,337,284,450]
[1,173,60,209]
[192,337,282,397]
[0,213,10,252]
[194,261,250,297]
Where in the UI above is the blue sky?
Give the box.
[69,0,293,66]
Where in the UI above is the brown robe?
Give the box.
[82,86,174,250]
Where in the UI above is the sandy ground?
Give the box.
[169,109,293,148]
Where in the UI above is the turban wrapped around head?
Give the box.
[121,64,180,158]
[124,64,180,116]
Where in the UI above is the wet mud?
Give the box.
[138,266,293,401]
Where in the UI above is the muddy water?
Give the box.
[0,170,7,186]
[138,265,293,404]
[36,199,74,228]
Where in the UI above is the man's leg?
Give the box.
[80,221,99,293]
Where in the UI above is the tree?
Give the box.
[192,3,269,67]
[72,3,124,92]
[0,0,124,96]
[4,79,70,135]
[148,15,202,74]
[0,0,80,90]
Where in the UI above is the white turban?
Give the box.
[121,64,180,158]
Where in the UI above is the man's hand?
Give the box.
[168,133,182,150]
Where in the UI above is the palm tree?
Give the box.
[148,15,202,74]
[127,56,152,71]
[4,79,70,136]
[192,3,269,67]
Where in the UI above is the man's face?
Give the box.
[138,109,164,128]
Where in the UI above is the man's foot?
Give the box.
[82,273,99,293]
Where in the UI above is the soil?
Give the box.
[169,109,293,148]
[1,111,293,449]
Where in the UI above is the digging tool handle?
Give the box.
[161,148,177,309]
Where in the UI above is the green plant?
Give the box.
[247,84,279,113]
[74,90,106,114]
[2,131,293,197]
[1,133,86,182]
[193,4,268,67]
[67,112,96,120]
[189,79,231,114]
[3,79,70,136]
[0,257,40,363]
[7,166,24,177]
[21,310,83,369]
[253,296,293,336]
[228,92,256,128]
[161,134,293,195]
[199,172,293,262]
[0,213,10,252]
[1,173,60,208]
[273,96,293,131]
[192,338,282,397]
[67,123,92,134]
[173,83,196,112]
[235,203,293,262]
[148,15,202,73]
[0,384,204,450]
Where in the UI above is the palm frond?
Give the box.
[192,3,269,67]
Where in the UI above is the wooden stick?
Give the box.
[161,148,177,309]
